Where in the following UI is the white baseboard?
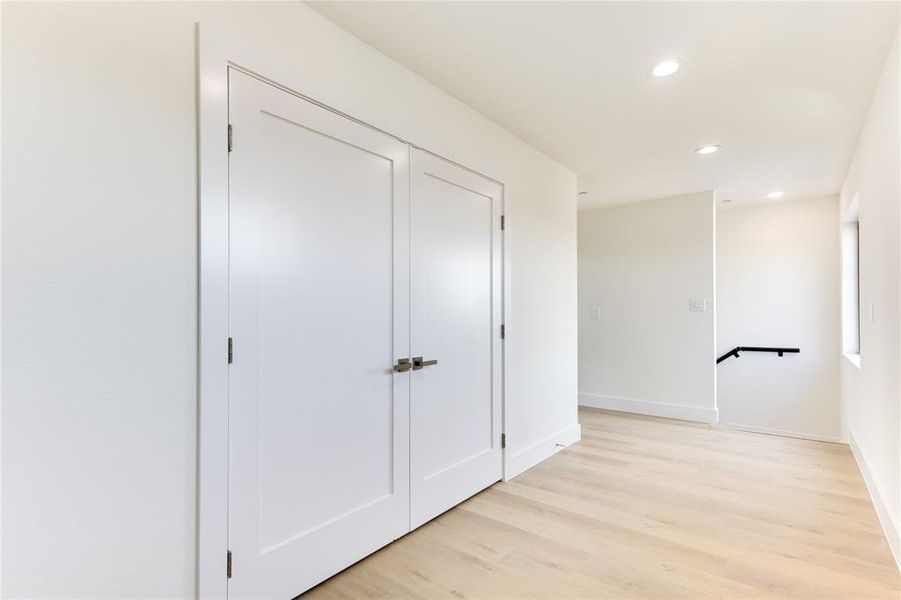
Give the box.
[504,423,581,481]
[719,422,845,444]
[850,432,901,571]
[578,393,718,424]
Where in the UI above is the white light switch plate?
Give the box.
[690,298,707,312]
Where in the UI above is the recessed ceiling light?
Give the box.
[721,199,732,203]
[578,191,588,195]
[651,58,681,78]
[695,145,721,155]
[766,190,785,199]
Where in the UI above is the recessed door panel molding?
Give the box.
[410,149,504,529]
[227,69,411,599]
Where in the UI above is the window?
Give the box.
[842,194,861,366]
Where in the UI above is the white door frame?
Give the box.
[196,23,508,599]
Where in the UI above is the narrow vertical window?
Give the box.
[842,194,861,365]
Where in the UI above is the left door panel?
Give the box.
[227,69,410,599]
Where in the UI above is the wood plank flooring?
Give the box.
[304,407,900,599]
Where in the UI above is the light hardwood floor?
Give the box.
[304,408,900,599]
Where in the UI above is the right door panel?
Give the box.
[410,150,504,528]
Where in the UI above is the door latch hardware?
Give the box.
[393,358,413,373]
[412,357,438,370]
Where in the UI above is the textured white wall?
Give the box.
[578,192,717,423]
[717,197,841,441]
[1,2,577,596]
[839,29,901,563]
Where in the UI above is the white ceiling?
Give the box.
[309,1,899,210]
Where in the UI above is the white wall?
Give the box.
[578,191,717,423]
[839,28,901,565]
[1,2,578,597]
[716,197,841,442]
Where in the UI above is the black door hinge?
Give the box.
[227,550,232,579]
[228,337,233,364]
[500,215,505,230]
[500,324,505,339]
[501,433,506,449]
[228,124,233,152]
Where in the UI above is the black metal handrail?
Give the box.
[717,346,800,364]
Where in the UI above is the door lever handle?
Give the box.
[412,357,438,370]
[393,358,412,373]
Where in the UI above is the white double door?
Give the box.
[226,70,503,599]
